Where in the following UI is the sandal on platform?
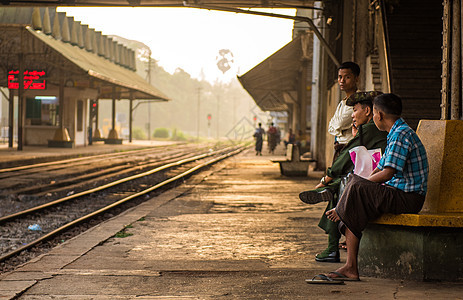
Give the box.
[306,274,345,285]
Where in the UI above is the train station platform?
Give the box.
[1,144,462,299]
[0,140,179,168]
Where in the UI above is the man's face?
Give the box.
[338,68,358,93]
[372,106,385,131]
[352,103,370,128]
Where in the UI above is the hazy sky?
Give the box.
[57,7,295,82]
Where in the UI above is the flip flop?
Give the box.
[328,271,360,281]
[305,274,345,285]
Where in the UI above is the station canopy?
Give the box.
[0,7,169,101]
[238,32,312,111]
[1,1,314,8]
[27,27,168,100]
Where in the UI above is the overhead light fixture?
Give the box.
[326,17,333,25]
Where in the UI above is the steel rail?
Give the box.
[0,143,185,173]
[0,146,246,263]
[0,145,236,224]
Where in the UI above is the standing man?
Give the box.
[253,123,265,156]
[329,62,360,161]
[267,123,278,154]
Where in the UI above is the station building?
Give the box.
[0,7,169,149]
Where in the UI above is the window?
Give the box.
[26,96,59,126]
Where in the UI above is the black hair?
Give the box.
[338,61,360,77]
[358,100,373,111]
[373,93,402,116]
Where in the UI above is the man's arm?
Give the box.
[368,167,395,183]
[328,103,354,136]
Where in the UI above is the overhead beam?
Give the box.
[183,2,340,67]
[1,0,317,8]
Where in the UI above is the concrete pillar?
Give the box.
[93,99,102,139]
[8,89,13,148]
[17,53,24,151]
[106,87,121,144]
[49,73,72,147]
[300,58,309,132]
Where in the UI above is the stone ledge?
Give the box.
[372,213,463,227]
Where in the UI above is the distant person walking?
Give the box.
[253,123,265,156]
[267,123,278,154]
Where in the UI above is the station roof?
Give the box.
[26,27,169,100]
[0,7,170,101]
[1,1,314,8]
[238,32,312,112]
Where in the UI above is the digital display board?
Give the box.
[8,70,46,90]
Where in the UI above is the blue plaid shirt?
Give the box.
[377,118,428,195]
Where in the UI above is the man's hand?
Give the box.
[352,123,358,136]
[315,175,333,189]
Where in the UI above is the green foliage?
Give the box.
[114,231,133,238]
[171,128,187,141]
[114,225,133,238]
[153,127,170,138]
[132,127,147,140]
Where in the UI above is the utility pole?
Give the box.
[216,95,220,139]
[197,87,201,141]
[146,51,152,140]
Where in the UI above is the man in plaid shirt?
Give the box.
[320,93,429,282]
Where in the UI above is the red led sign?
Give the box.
[8,70,46,90]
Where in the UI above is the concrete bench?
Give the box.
[359,212,463,281]
[271,144,315,176]
[358,120,463,281]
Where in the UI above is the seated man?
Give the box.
[325,93,429,280]
[299,91,388,262]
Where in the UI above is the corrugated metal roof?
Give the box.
[238,32,312,111]
[25,27,169,100]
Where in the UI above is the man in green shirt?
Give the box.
[299,91,387,262]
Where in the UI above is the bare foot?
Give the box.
[325,208,340,222]
[327,266,359,280]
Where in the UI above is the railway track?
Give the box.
[0,143,218,217]
[0,144,247,271]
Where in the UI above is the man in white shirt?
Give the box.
[328,62,360,161]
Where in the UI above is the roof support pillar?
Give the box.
[49,71,72,147]
[8,89,14,148]
[299,58,309,132]
[106,87,122,144]
[93,98,102,140]
[17,53,24,151]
